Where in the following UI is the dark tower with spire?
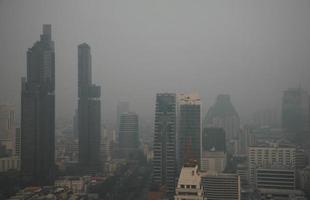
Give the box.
[21,24,55,185]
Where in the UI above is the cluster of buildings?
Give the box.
[150,87,310,200]
[1,23,310,200]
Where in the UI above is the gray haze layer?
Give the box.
[1,0,310,126]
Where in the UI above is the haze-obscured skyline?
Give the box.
[1,0,310,126]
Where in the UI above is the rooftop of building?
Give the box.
[177,93,201,105]
[177,164,201,186]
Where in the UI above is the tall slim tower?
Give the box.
[78,43,101,173]
[152,93,177,197]
[21,24,55,185]
[177,93,201,168]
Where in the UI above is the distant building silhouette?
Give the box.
[205,95,240,142]
[282,88,309,134]
[119,112,139,156]
[116,101,129,142]
[152,93,177,198]
[21,24,55,185]
[77,43,101,173]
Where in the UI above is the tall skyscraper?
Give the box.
[119,112,139,155]
[116,101,129,141]
[21,24,55,185]
[177,93,201,168]
[152,93,177,197]
[205,94,240,142]
[282,88,309,133]
[78,43,101,173]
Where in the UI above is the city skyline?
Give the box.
[1,0,310,126]
[1,1,310,199]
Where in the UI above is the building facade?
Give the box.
[152,93,177,197]
[116,101,129,142]
[21,24,55,185]
[248,145,296,185]
[177,94,201,168]
[119,112,139,156]
[201,172,241,200]
[78,43,101,173]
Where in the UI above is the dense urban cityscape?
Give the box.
[1,1,310,200]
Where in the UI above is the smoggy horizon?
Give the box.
[1,0,310,127]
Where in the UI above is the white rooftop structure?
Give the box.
[175,164,204,200]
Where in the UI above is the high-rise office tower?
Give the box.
[116,101,130,141]
[205,95,240,142]
[21,24,55,185]
[282,88,309,133]
[119,112,139,154]
[177,93,201,168]
[152,93,177,197]
[201,128,226,172]
[78,43,101,173]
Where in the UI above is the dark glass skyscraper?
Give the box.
[21,24,55,185]
[177,94,201,168]
[78,43,101,173]
[152,93,177,197]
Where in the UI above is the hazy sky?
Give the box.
[1,0,310,126]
